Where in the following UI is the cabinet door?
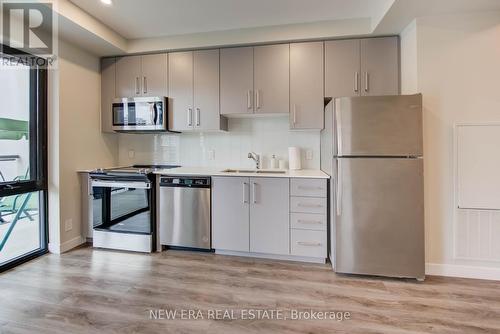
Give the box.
[325,39,360,98]
[212,177,250,252]
[220,47,254,115]
[193,49,220,131]
[250,177,289,255]
[100,57,115,133]
[141,53,167,96]
[360,37,399,96]
[290,42,324,129]
[168,51,193,131]
[115,55,142,97]
[254,44,289,114]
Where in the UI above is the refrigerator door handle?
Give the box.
[335,101,343,157]
[336,159,342,216]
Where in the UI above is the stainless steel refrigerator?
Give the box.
[320,94,425,280]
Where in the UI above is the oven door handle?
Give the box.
[91,180,151,189]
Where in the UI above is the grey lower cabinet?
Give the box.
[249,177,289,255]
[100,57,116,133]
[212,177,289,255]
[115,54,167,97]
[169,49,227,132]
[212,177,250,252]
[290,41,324,130]
[325,37,399,98]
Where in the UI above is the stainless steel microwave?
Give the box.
[112,96,171,132]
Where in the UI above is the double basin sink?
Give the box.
[222,169,286,174]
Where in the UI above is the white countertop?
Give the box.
[154,166,330,179]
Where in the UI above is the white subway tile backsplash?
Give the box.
[118,117,321,169]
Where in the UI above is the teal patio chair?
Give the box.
[0,193,32,252]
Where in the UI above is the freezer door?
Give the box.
[335,157,424,279]
[336,94,423,157]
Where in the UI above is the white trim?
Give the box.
[426,263,500,281]
[48,236,86,254]
[215,250,326,264]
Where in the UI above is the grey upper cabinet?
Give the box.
[116,55,141,97]
[249,177,289,255]
[168,51,194,131]
[325,39,361,98]
[100,57,116,133]
[212,177,250,252]
[140,53,167,96]
[254,44,290,114]
[360,37,399,96]
[116,54,167,97]
[193,49,222,131]
[220,47,254,115]
[169,50,226,132]
[325,37,399,98]
[290,42,324,130]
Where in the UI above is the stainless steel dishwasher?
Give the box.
[159,176,211,250]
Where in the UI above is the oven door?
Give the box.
[90,177,154,252]
[112,97,166,132]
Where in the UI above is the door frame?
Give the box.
[0,44,48,272]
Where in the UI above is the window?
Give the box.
[0,45,48,271]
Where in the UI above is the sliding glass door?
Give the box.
[0,46,48,271]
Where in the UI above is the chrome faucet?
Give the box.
[248,152,261,169]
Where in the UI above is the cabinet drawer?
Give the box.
[290,213,326,231]
[291,229,327,258]
[290,197,327,214]
[291,179,327,197]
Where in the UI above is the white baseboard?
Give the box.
[48,236,86,254]
[426,263,500,281]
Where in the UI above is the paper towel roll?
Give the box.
[288,147,301,170]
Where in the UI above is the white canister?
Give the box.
[270,155,278,169]
[288,147,301,170]
[278,159,286,170]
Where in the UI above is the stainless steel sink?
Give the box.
[222,169,286,174]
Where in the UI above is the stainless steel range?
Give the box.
[89,165,179,253]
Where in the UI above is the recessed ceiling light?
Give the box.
[101,0,112,5]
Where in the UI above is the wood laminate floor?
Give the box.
[0,246,499,334]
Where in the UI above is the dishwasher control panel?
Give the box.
[160,177,211,188]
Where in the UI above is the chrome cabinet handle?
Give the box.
[292,104,297,126]
[255,90,261,109]
[247,90,253,109]
[143,77,147,94]
[243,182,249,204]
[297,203,322,208]
[251,182,257,204]
[297,241,322,247]
[354,72,359,92]
[364,72,369,92]
[195,108,200,126]
[297,186,323,190]
[135,77,140,95]
[187,108,193,127]
[297,220,322,225]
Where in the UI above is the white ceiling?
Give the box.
[69,0,394,39]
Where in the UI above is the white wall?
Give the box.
[118,117,321,170]
[48,39,119,253]
[400,11,500,278]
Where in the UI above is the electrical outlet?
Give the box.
[64,219,73,232]
[128,150,135,159]
[305,149,313,160]
[208,149,215,160]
